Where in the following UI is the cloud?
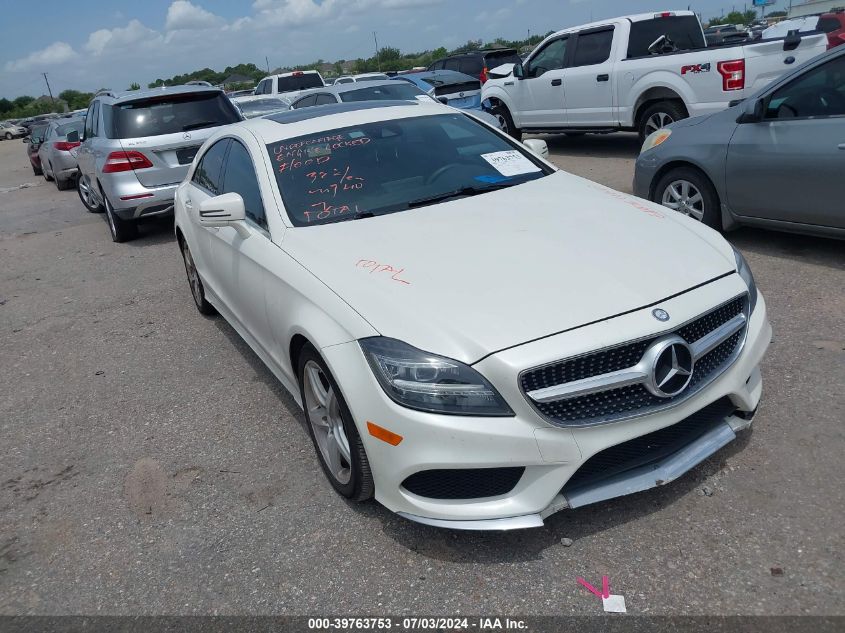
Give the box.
[84,19,163,56]
[4,42,78,72]
[165,1,223,30]
[250,0,443,27]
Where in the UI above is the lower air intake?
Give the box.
[402,467,525,500]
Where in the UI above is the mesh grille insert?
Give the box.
[402,467,524,500]
[520,296,746,427]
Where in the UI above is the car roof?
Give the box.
[291,80,420,102]
[262,70,322,79]
[97,84,224,104]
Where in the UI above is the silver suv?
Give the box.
[74,85,242,242]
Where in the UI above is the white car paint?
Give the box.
[482,10,827,132]
[174,102,771,529]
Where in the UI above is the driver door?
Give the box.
[725,54,845,229]
[514,36,570,128]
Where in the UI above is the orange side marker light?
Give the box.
[367,421,403,446]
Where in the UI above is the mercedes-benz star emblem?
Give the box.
[643,336,694,398]
[183,132,192,140]
[459,91,465,98]
[652,308,670,322]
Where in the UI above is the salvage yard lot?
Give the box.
[0,133,842,615]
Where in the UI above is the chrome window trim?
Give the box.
[519,293,750,428]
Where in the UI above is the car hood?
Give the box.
[281,171,735,364]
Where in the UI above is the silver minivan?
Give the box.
[75,85,242,242]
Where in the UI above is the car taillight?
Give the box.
[717,59,745,91]
[102,150,153,173]
[831,33,845,48]
[53,141,80,151]
[480,66,488,84]
[654,12,675,17]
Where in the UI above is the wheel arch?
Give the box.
[648,160,717,201]
[632,86,690,129]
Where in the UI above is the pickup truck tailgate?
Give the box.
[743,33,829,92]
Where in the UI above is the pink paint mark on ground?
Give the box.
[577,575,610,599]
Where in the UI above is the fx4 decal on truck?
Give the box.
[681,63,712,74]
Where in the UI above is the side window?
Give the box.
[432,60,445,70]
[91,101,100,137]
[572,28,614,67]
[459,58,483,76]
[444,58,461,72]
[766,55,845,119]
[222,140,266,229]
[84,104,95,138]
[192,139,229,195]
[314,93,338,105]
[293,95,317,109]
[526,38,569,77]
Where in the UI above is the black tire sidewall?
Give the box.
[653,167,721,230]
[103,192,137,242]
[491,105,522,141]
[180,240,215,315]
[297,345,371,500]
[639,101,687,143]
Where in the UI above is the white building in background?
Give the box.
[788,0,843,18]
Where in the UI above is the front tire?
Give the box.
[638,101,687,143]
[490,104,522,141]
[43,163,53,182]
[179,238,216,315]
[103,192,138,242]
[653,167,721,230]
[4,132,11,140]
[298,345,374,501]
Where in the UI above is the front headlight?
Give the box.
[732,246,758,314]
[640,128,672,154]
[359,337,514,416]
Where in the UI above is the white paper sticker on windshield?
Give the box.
[480,150,541,177]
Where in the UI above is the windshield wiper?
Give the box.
[406,183,518,209]
[321,210,375,225]
[182,121,219,131]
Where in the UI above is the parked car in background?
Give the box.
[334,73,391,84]
[75,85,243,242]
[393,70,482,111]
[287,80,434,109]
[428,48,522,84]
[232,96,291,118]
[174,100,769,530]
[762,16,818,40]
[20,114,54,134]
[24,124,49,175]
[226,89,255,98]
[635,45,845,239]
[38,117,84,190]
[1,120,27,140]
[254,70,325,102]
[482,10,828,141]
[818,11,845,49]
[704,24,746,46]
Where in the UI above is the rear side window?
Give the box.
[277,74,324,92]
[315,94,338,105]
[110,92,240,139]
[458,58,483,76]
[222,141,266,229]
[817,17,842,33]
[627,16,706,58]
[293,95,317,109]
[192,138,229,195]
[56,120,84,138]
[339,83,425,102]
[573,28,614,66]
[444,58,461,72]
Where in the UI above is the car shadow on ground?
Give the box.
[727,227,845,270]
[102,215,177,247]
[530,132,641,160]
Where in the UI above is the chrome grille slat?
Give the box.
[519,295,748,428]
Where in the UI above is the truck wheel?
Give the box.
[490,104,522,141]
[653,167,721,230]
[638,101,687,143]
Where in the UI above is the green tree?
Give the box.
[58,90,93,110]
[13,96,34,109]
[0,98,12,114]
[127,82,141,90]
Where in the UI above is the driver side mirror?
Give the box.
[198,192,250,238]
[523,138,549,159]
[513,63,525,79]
[66,130,80,143]
[737,97,765,124]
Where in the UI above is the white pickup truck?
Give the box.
[481,10,828,141]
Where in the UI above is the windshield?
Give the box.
[268,113,550,226]
[109,92,241,138]
[278,74,324,92]
[239,98,290,118]
[339,83,426,102]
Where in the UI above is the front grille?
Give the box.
[520,296,747,427]
[402,467,524,500]
[563,397,736,493]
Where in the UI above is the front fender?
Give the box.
[480,84,517,118]
[626,71,696,126]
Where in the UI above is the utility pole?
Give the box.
[265,56,270,73]
[373,31,381,71]
[42,72,54,103]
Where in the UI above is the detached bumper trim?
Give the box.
[397,511,545,531]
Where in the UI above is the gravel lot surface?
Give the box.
[0,132,842,616]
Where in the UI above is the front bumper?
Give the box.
[322,274,770,530]
[100,172,178,220]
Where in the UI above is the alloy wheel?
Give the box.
[645,111,675,136]
[181,242,204,308]
[303,360,352,485]
[661,179,705,221]
[78,176,96,209]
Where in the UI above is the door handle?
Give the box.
[184,198,193,209]
[551,78,562,86]
[839,143,845,150]
[597,74,610,82]
[504,81,514,86]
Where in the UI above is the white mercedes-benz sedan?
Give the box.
[174,100,771,530]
